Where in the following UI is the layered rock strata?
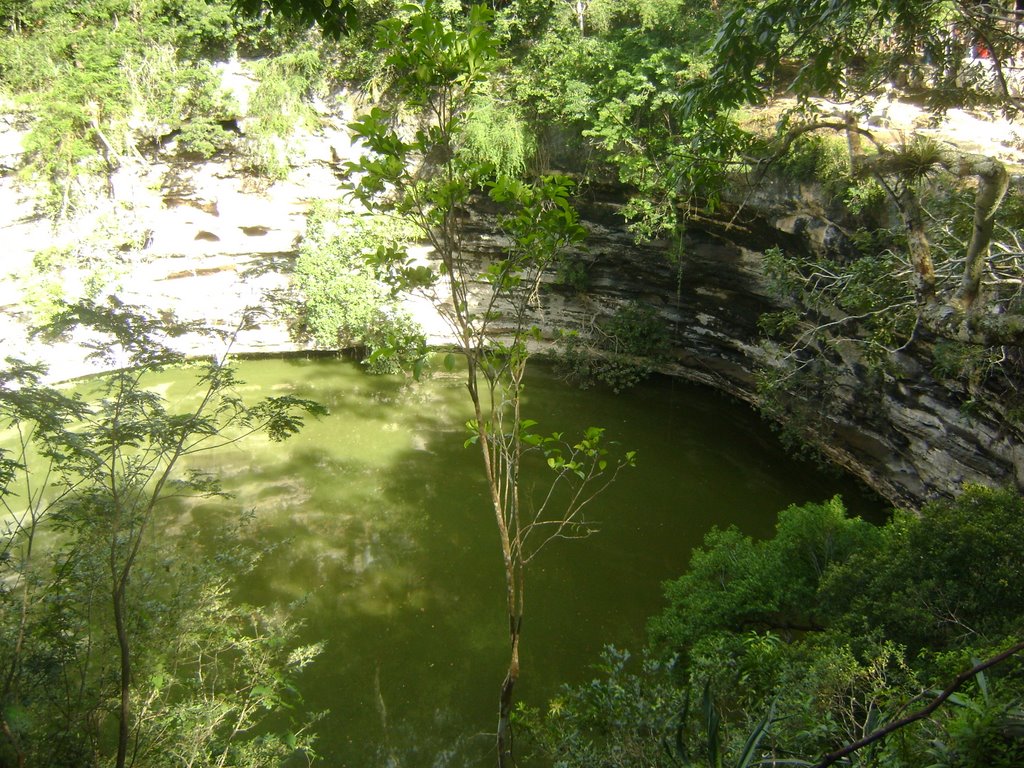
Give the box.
[2,84,1022,507]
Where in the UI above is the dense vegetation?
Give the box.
[6,0,1024,432]
[523,486,1024,767]
[3,0,1024,765]
[0,303,325,768]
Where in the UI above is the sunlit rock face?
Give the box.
[0,85,360,379]
[1,77,1021,506]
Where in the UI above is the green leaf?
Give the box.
[974,665,990,703]
[252,684,275,700]
[702,682,721,768]
[735,700,775,768]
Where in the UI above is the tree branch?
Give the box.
[946,153,1011,309]
[813,638,1024,768]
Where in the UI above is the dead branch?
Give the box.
[813,637,1024,768]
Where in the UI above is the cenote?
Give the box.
[157,355,885,767]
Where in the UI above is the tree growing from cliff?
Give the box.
[516,0,1023,353]
[629,0,1024,449]
[726,2,1019,326]
[343,2,635,764]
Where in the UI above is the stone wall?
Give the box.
[2,77,1022,507]
[557,185,1024,508]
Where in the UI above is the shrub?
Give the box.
[557,302,671,392]
[823,484,1024,653]
[292,206,427,374]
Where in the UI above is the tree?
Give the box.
[0,299,325,768]
[506,0,745,243]
[526,488,1024,768]
[0,359,91,767]
[501,0,1023,363]
[648,496,880,655]
[343,3,635,764]
[699,0,1024,114]
[233,0,362,38]
[686,0,1024,343]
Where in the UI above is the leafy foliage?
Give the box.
[527,486,1024,767]
[292,203,427,373]
[243,46,325,177]
[696,0,1022,115]
[649,496,879,654]
[0,301,325,767]
[519,647,689,768]
[823,486,1024,653]
[233,0,362,39]
[0,0,316,216]
[505,0,747,240]
[343,5,635,764]
[132,580,323,768]
[461,90,535,178]
[775,131,851,191]
[557,301,672,392]
[151,65,238,159]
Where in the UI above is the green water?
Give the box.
[162,356,884,767]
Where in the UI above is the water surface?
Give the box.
[163,356,884,767]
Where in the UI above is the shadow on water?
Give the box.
[157,358,886,768]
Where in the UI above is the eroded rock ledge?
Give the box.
[558,186,1024,508]
[2,89,1021,508]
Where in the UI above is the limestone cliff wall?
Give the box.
[559,188,1024,507]
[2,77,1021,507]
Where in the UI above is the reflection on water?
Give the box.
[160,356,885,767]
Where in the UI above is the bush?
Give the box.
[649,497,878,655]
[528,487,1024,767]
[460,92,535,178]
[823,484,1024,653]
[292,206,427,374]
[519,648,688,768]
[778,132,851,189]
[242,48,324,179]
[557,302,671,392]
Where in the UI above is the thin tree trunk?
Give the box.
[0,720,25,768]
[113,581,131,768]
[0,578,31,768]
[844,112,863,171]
[464,352,524,768]
[496,620,521,768]
[1,514,36,768]
[898,186,937,304]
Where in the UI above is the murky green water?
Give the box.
[159,356,884,767]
